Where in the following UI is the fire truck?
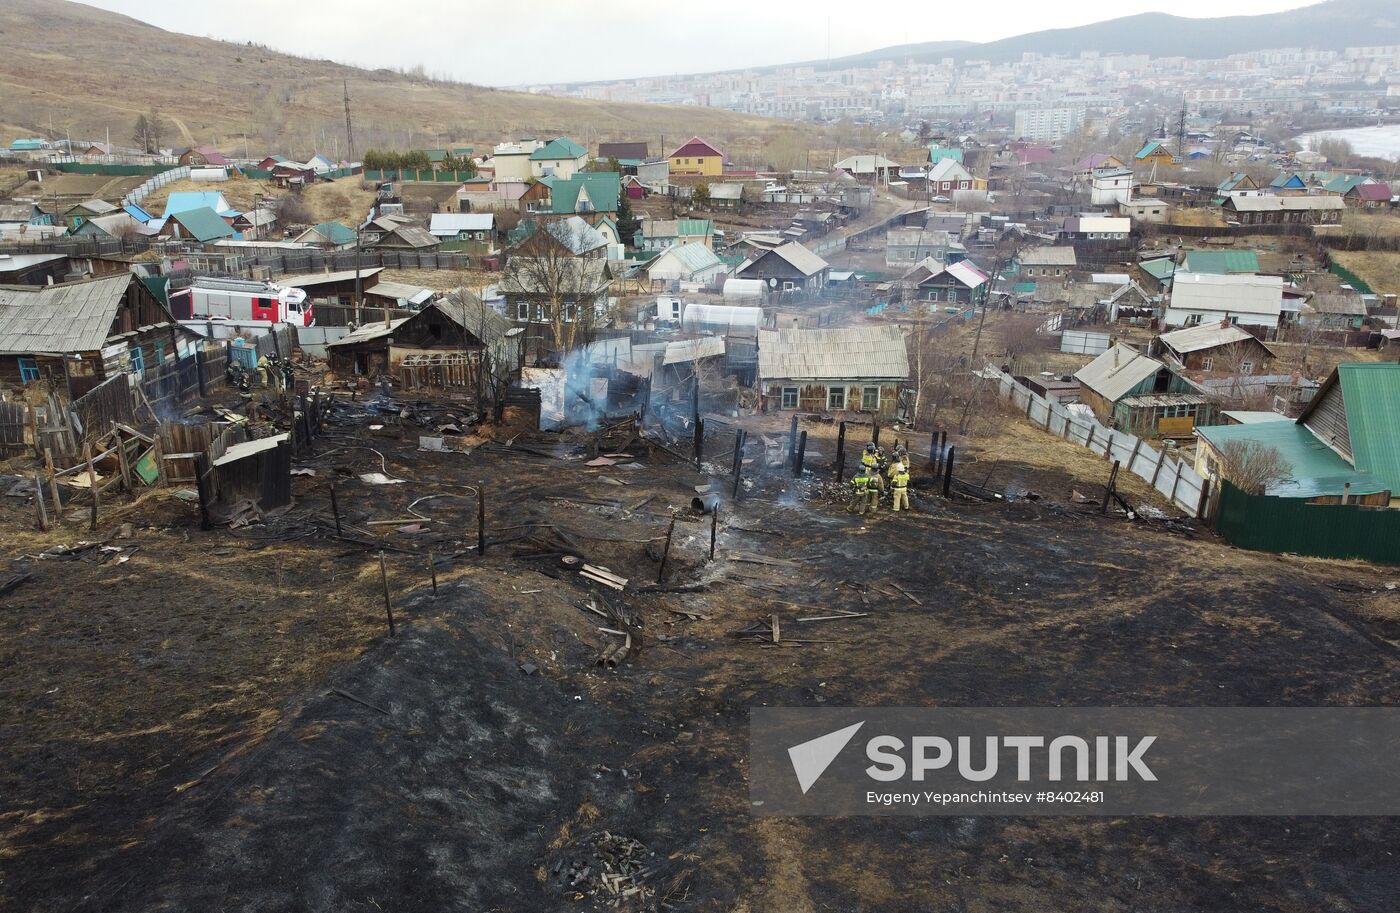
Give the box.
[168,278,313,327]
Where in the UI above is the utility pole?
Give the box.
[1176,98,1187,163]
[343,79,356,162]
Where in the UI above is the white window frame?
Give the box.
[781,386,799,409]
[1201,357,1214,371]
[827,386,847,410]
[862,386,880,410]
[1240,361,1254,375]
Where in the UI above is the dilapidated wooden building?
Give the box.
[757,325,909,419]
[0,273,198,397]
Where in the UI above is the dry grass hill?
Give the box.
[0,0,802,164]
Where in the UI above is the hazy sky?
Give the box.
[79,0,1309,86]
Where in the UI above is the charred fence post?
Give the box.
[793,430,808,477]
[1103,460,1120,515]
[929,429,938,471]
[329,483,343,536]
[732,429,746,499]
[378,551,396,637]
[33,472,48,531]
[835,421,847,480]
[657,516,677,584]
[694,417,704,470]
[194,348,207,398]
[429,550,438,595]
[477,487,487,555]
[787,414,799,468]
[84,443,98,532]
[709,506,719,560]
[942,446,955,499]
[193,451,213,531]
[872,421,880,447]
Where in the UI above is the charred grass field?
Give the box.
[2,397,1399,912]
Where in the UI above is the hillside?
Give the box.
[816,0,1400,66]
[0,0,791,161]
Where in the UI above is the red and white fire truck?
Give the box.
[169,278,314,327]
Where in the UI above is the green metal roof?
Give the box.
[170,206,234,242]
[1322,174,1369,194]
[530,137,587,161]
[1139,258,1175,281]
[550,172,620,215]
[676,218,713,236]
[1182,250,1260,274]
[1336,363,1400,496]
[307,221,356,244]
[928,145,963,164]
[1196,419,1389,498]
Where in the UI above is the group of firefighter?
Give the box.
[850,441,911,515]
[226,353,297,416]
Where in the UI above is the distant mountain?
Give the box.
[0,0,786,156]
[819,0,1399,67]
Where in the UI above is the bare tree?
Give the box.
[1218,440,1291,495]
[998,312,1045,373]
[503,220,612,355]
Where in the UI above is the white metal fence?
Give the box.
[123,165,192,207]
[992,370,1209,517]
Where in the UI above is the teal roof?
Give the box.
[10,138,45,151]
[1322,174,1370,194]
[170,206,234,242]
[1135,141,1165,160]
[1217,173,1251,192]
[1270,173,1306,189]
[1139,258,1175,281]
[1196,420,1389,498]
[928,145,963,164]
[530,137,587,162]
[550,172,620,215]
[1182,250,1260,274]
[1334,363,1400,496]
[164,191,230,217]
[307,221,356,245]
[676,218,713,236]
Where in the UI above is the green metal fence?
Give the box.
[52,162,180,177]
[1216,481,1400,564]
[363,168,475,183]
[1329,262,1374,295]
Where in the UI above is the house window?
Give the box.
[827,386,847,410]
[781,386,799,409]
[17,357,39,382]
[1201,357,1214,371]
[129,346,145,377]
[928,289,940,301]
[516,302,530,320]
[154,340,166,364]
[1240,361,1254,375]
[862,386,880,410]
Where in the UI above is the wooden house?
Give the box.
[757,325,909,419]
[0,274,197,396]
[1074,344,1215,437]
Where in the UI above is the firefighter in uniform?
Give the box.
[256,354,271,388]
[851,469,874,515]
[891,465,911,512]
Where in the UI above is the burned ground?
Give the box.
[2,400,1400,913]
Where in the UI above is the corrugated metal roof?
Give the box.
[1169,272,1282,317]
[1182,249,1260,274]
[1021,246,1077,266]
[325,317,411,347]
[164,191,230,217]
[758,325,909,382]
[429,213,494,235]
[1336,363,1400,496]
[663,336,725,365]
[277,267,384,287]
[753,241,829,278]
[1156,322,1272,355]
[647,242,723,278]
[170,206,234,242]
[1227,196,1345,212]
[0,274,132,354]
[1223,410,1291,424]
[529,137,587,161]
[1074,344,1164,402]
[1195,419,1389,498]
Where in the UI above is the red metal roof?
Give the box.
[667,136,723,160]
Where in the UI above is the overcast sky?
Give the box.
[79,0,1309,86]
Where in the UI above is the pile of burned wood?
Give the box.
[554,831,657,908]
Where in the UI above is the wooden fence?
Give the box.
[0,401,27,454]
[992,369,1210,517]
